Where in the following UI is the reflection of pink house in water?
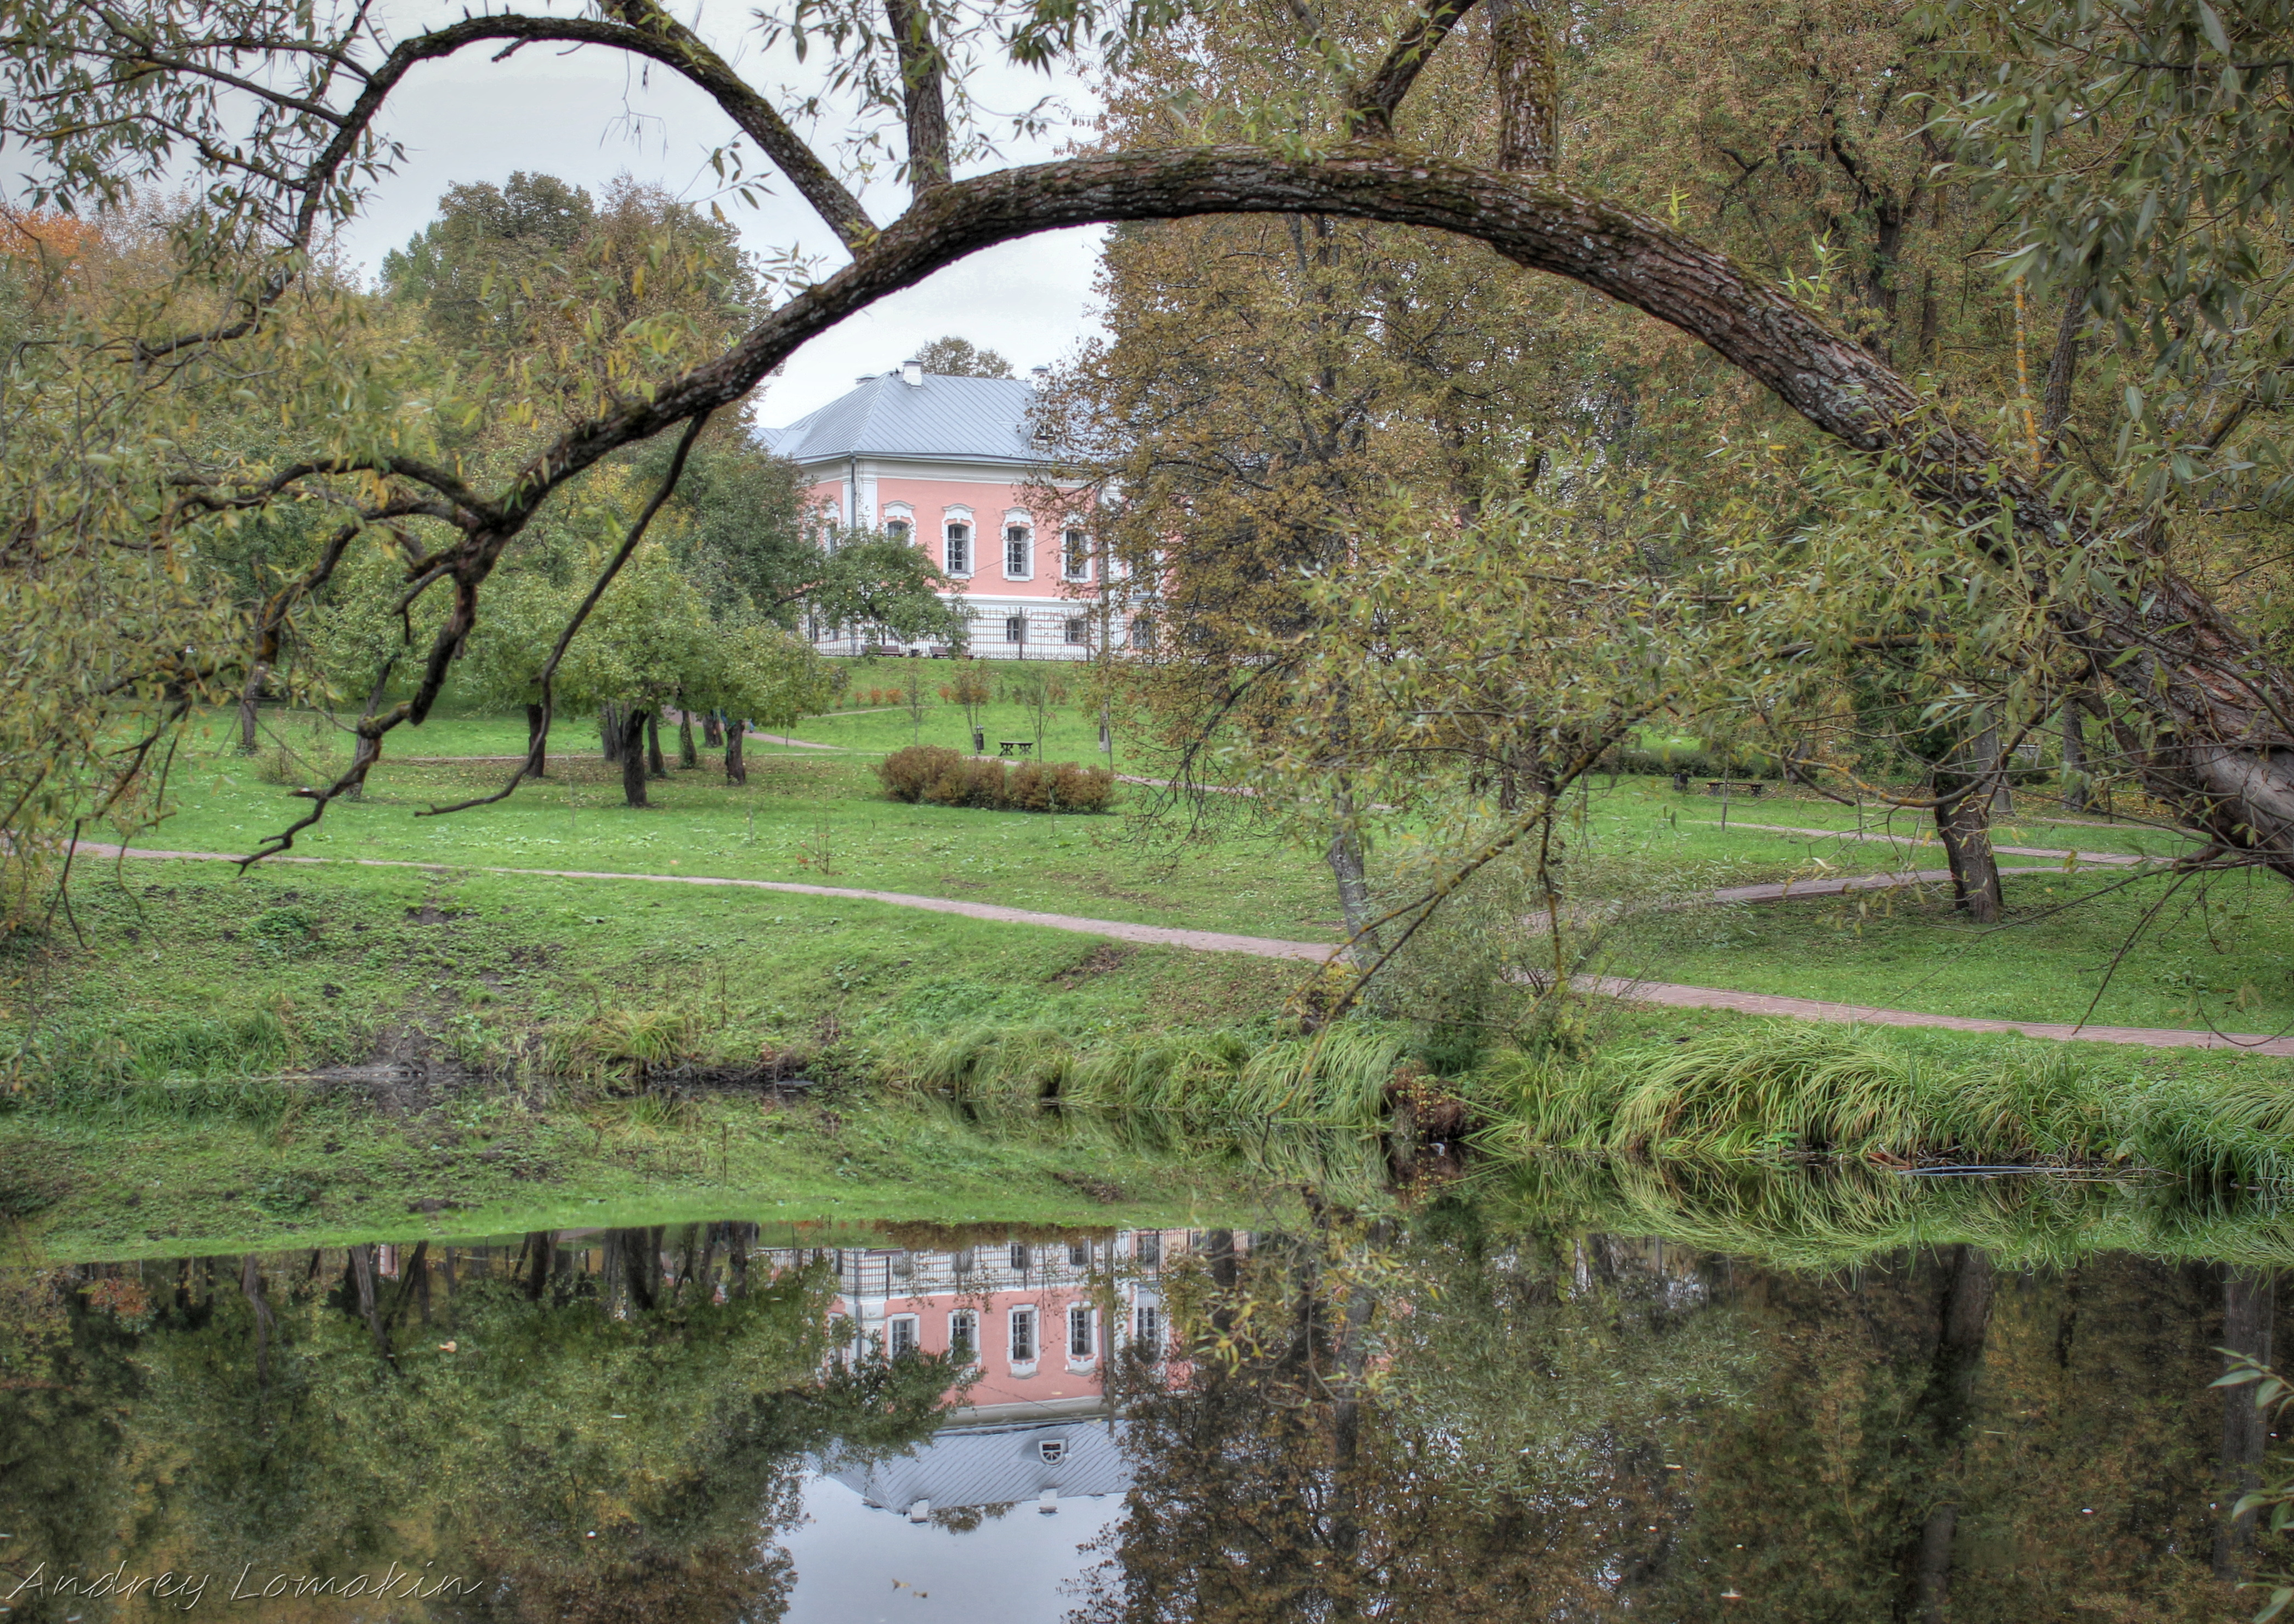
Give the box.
[762,362,1135,659]
[792,1230,1197,1422]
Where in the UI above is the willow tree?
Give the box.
[6,0,2294,904]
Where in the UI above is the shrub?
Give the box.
[878,744,960,802]
[877,746,1116,814]
[929,756,1006,808]
[1007,760,1052,811]
[1052,762,1116,812]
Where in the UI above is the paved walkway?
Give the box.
[73,844,2294,1055]
[1715,821,2168,868]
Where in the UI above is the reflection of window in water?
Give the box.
[1136,1232,1161,1266]
[1068,1241,1090,1267]
[1133,1304,1162,1356]
[888,1315,919,1358]
[1010,1307,1038,1362]
[949,1310,977,1359]
[892,1250,914,1281]
[1069,1304,1095,1359]
[1009,1242,1030,1272]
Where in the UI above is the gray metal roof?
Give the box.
[767,372,1038,467]
[830,1417,1130,1513]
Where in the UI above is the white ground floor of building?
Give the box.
[812,595,1138,660]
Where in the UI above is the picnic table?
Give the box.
[998,740,1035,758]
[1704,779,1767,798]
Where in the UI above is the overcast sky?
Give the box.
[328,4,1109,428]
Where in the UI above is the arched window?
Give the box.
[883,504,914,541]
[1067,1304,1095,1360]
[948,1310,978,1360]
[943,520,972,576]
[1063,527,1091,582]
[1010,1306,1039,1365]
[1004,519,1033,579]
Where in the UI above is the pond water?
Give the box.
[1,1193,2286,1622]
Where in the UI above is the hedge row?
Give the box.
[877,745,1118,813]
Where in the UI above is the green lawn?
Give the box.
[1607,864,2294,1034]
[148,709,1342,941]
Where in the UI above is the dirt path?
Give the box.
[77,843,2293,1055]
[1581,976,2294,1056]
[1713,821,2168,868]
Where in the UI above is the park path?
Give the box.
[73,842,2294,1057]
[1716,821,2171,868]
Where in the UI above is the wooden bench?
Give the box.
[998,740,1035,758]
[1704,780,1767,798]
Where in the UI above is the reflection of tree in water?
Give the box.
[1078,1200,2287,1621]
[1070,1202,1741,1620]
[0,1227,952,1624]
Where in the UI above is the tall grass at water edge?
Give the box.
[879,1021,1406,1127]
[881,1016,2294,1191]
[3,1007,325,1127]
[1488,1023,2294,1185]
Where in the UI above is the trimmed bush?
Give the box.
[877,745,1115,814]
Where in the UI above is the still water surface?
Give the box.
[1,1201,2283,1621]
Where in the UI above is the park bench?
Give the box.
[998,740,1035,758]
[1704,779,1766,798]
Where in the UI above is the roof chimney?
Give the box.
[856,375,876,386]
[901,357,924,387]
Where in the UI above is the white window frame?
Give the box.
[887,1314,920,1359]
[1064,617,1089,647]
[1009,1242,1030,1271]
[1136,1231,1162,1266]
[1009,1305,1039,1371]
[1132,1303,1163,1359]
[1062,525,1092,583]
[1067,1303,1096,1362]
[1067,1241,1090,1268]
[1005,615,1027,646]
[1003,515,1034,580]
[947,1309,978,1362]
[883,503,914,542]
[942,510,974,578]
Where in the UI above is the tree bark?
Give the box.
[523,701,548,777]
[2061,700,2091,814]
[881,0,950,191]
[1934,720,2004,924]
[2214,1268,2277,1579]
[600,702,624,763]
[237,661,268,756]
[645,713,667,779]
[677,709,698,768]
[1328,780,1381,969]
[621,709,650,808]
[703,710,723,747]
[1487,0,1558,174]
[724,721,747,785]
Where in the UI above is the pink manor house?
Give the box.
[762,360,1135,660]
